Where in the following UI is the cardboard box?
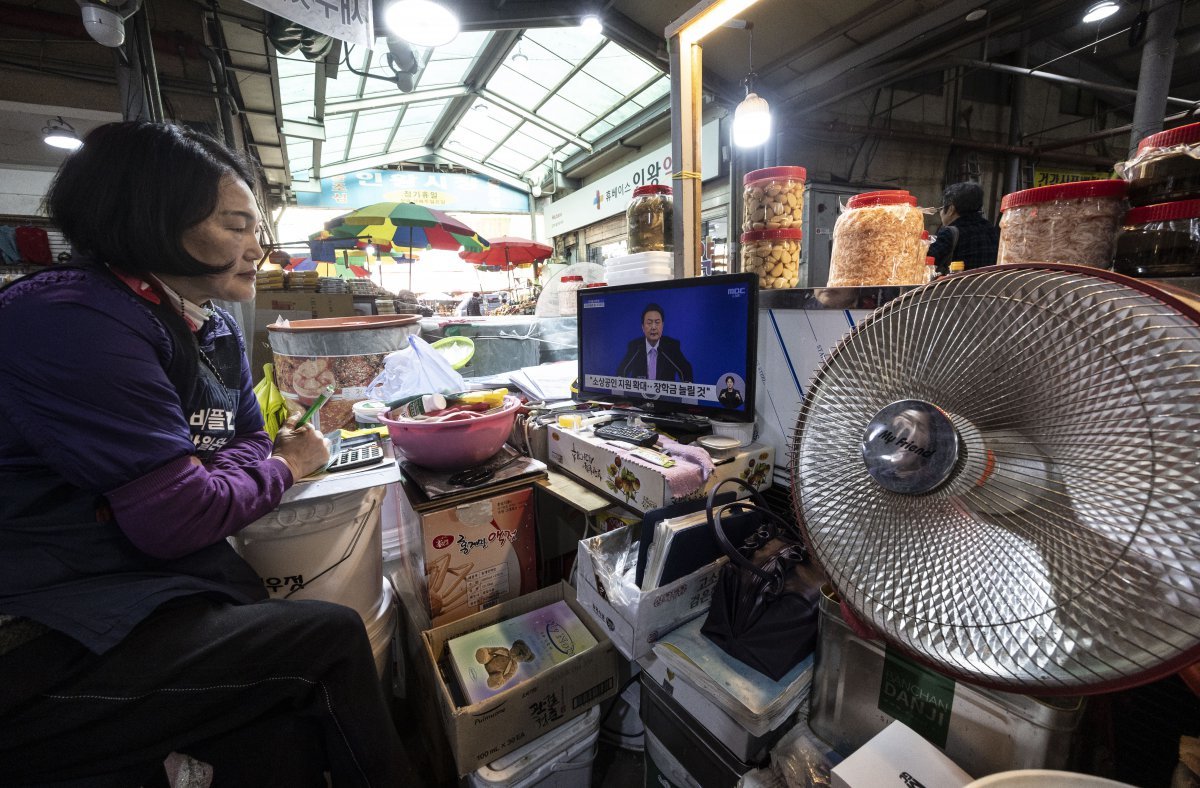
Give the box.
[395,481,538,629]
[831,721,973,788]
[546,425,775,513]
[257,292,355,318]
[575,525,721,660]
[421,581,619,776]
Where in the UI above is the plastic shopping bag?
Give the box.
[364,334,466,402]
[254,363,290,440]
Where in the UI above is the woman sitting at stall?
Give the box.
[0,121,412,786]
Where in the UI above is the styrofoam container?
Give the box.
[235,485,385,620]
[606,269,673,286]
[604,250,673,270]
[468,705,600,788]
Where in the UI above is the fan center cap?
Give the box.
[862,400,960,494]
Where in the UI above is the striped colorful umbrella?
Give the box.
[458,236,552,271]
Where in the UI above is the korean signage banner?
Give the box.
[1031,168,1114,188]
[243,0,372,47]
[296,170,532,213]
[546,119,722,236]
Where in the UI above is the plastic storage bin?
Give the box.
[626,184,673,253]
[997,180,1127,268]
[1121,121,1200,206]
[741,228,801,289]
[468,696,600,787]
[604,250,673,286]
[743,166,806,233]
[1113,199,1200,277]
[808,585,1085,777]
[827,190,926,286]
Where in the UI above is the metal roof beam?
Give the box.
[424,30,521,151]
[325,85,469,115]
[314,146,431,178]
[435,148,533,192]
[282,119,326,140]
[557,95,670,175]
[479,89,593,151]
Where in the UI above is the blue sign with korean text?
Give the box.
[296,170,531,213]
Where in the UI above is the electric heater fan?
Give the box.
[790,264,1200,695]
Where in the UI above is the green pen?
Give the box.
[295,384,335,428]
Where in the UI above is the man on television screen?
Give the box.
[718,376,743,408]
[616,303,694,382]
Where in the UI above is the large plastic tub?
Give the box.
[808,585,1086,777]
[234,486,386,621]
[468,706,600,788]
[268,315,420,431]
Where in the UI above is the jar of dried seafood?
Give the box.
[827,190,926,286]
[1120,122,1200,207]
[626,184,673,253]
[742,228,802,289]
[998,180,1127,268]
[1112,199,1200,278]
[743,166,806,233]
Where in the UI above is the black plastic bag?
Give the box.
[700,478,825,681]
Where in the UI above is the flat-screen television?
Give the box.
[575,272,758,422]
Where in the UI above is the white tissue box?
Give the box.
[832,721,973,788]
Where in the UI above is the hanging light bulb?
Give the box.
[733,93,771,148]
[1082,1,1119,23]
[579,15,603,36]
[43,117,83,151]
[384,0,459,47]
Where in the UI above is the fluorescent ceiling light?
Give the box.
[43,117,83,151]
[732,92,771,148]
[1082,1,1119,23]
[579,15,603,36]
[385,0,460,47]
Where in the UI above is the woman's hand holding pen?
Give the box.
[271,413,331,479]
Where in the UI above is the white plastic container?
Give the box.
[234,486,385,621]
[468,705,600,788]
[709,419,754,447]
[558,275,584,315]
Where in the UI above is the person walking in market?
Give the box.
[0,121,415,786]
[928,181,1001,273]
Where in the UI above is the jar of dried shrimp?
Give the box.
[997,180,1127,268]
[827,190,926,286]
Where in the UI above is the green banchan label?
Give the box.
[878,647,956,747]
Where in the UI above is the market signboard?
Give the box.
[546,119,722,236]
[1031,167,1113,188]
[296,170,531,213]
[243,0,372,46]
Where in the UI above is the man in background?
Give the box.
[929,182,1000,272]
[465,292,483,316]
[616,303,693,382]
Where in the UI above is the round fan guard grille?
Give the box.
[790,265,1200,695]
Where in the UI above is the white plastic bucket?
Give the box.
[469,706,601,788]
[365,579,396,679]
[235,486,385,621]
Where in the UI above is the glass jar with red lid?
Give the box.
[1120,122,1200,207]
[998,180,1127,267]
[743,166,806,233]
[1112,199,1200,278]
[828,190,926,286]
[626,184,673,253]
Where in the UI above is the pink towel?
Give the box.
[608,435,715,500]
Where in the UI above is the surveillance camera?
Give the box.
[76,0,142,48]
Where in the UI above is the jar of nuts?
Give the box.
[743,166,806,233]
[626,184,674,253]
[742,228,802,289]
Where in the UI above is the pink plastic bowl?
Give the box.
[378,395,521,470]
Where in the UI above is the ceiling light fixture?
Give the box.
[965,8,987,21]
[510,38,528,63]
[385,0,460,48]
[75,0,142,48]
[1082,1,1119,23]
[579,14,603,36]
[732,25,770,148]
[43,117,83,151]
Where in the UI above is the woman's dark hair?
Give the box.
[47,121,258,278]
[46,122,258,406]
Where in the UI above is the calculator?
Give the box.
[327,434,386,473]
[594,421,659,447]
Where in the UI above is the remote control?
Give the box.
[593,421,659,447]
